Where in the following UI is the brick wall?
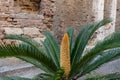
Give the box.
[116,0,120,30]
[0,0,55,78]
[53,0,117,44]
[0,0,55,44]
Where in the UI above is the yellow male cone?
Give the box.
[60,33,71,77]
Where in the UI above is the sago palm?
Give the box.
[1,19,120,80]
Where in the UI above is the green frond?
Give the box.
[18,43,57,73]
[81,48,120,76]
[89,31,120,55]
[70,31,120,78]
[0,76,31,80]
[33,68,64,80]
[67,27,74,55]
[18,56,53,74]
[43,31,60,68]
[33,73,54,80]
[4,35,43,53]
[42,39,61,70]
[53,68,65,80]
[75,31,120,75]
[71,18,112,66]
[0,43,57,73]
[41,39,51,58]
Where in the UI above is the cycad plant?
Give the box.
[1,19,120,80]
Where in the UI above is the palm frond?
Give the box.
[88,31,120,56]
[33,68,64,80]
[18,43,57,73]
[42,39,59,68]
[53,68,65,80]
[0,43,57,73]
[67,27,74,55]
[41,39,51,58]
[33,73,54,80]
[70,31,120,78]
[4,35,43,53]
[71,19,112,66]
[18,56,53,74]
[81,48,120,76]
[43,31,60,68]
[76,31,120,75]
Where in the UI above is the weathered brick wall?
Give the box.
[0,0,55,43]
[116,0,120,30]
[53,0,117,45]
[14,0,40,14]
[0,0,55,78]
[40,0,55,30]
[54,0,97,43]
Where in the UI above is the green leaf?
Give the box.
[33,73,54,80]
[53,68,65,80]
[42,39,60,70]
[82,48,120,76]
[33,68,64,80]
[44,31,60,68]
[18,43,57,73]
[71,19,112,66]
[67,27,74,55]
[70,31,120,78]
[18,56,53,74]
[0,44,56,73]
[78,31,120,74]
[4,35,43,54]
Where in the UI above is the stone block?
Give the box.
[14,19,43,27]
[0,2,9,6]
[0,0,9,2]
[23,27,42,38]
[0,6,8,12]
[8,24,22,28]
[14,13,44,19]
[0,28,4,33]
[0,13,9,18]
[4,27,23,34]
[0,21,10,25]
[7,17,13,22]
